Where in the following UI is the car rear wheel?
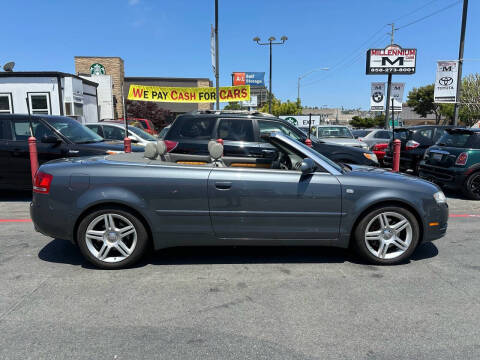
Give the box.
[463,172,480,200]
[77,207,149,269]
[353,206,420,265]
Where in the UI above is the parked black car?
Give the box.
[419,128,480,200]
[163,111,379,166]
[0,114,143,190]
[383,125,457,172]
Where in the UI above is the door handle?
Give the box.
[215,181,232,190]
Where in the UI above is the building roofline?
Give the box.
[0,71,99,87]
[124,76,212,82]
[74,56,124,60]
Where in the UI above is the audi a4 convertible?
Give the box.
[31,133,448,269]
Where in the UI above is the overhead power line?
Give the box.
[391,0,439,23]
[397,0,462,30]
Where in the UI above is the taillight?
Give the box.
[33,171,53,194]
[455,152,468,166]
[164,140,178,153]
[373,143,388,151]
[405,140,420,151]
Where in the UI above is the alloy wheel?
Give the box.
[470,173,480,196]
[364,211,412,260]
[85,213,137,263]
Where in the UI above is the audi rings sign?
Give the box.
[370,82,386,111]
[434,60,458,103]
[366,44,416,75]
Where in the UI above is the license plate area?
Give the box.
[432,153,443,161]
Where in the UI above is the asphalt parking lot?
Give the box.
[1,191,479,360]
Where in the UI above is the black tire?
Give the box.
[353,206,420,265]
[77,207,149,269]
[463,172,480,200]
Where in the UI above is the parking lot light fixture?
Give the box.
[253,35,288,114]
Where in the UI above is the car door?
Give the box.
[208,166,342,241]
[9,117,70,188]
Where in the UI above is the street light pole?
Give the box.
[215,0,220,110]
[297,67,329,103]
[253,35,287,114]
[453,0,469,126]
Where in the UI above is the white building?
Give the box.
[0,71,99,123]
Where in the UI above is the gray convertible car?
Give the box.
[31,133,448,269]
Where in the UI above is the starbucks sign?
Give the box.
[90,63,105,75]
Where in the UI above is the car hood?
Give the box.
[322,138,368,148]
[343,164,440,192]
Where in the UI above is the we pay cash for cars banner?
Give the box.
[127,84,250,103]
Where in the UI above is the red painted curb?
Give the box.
[0,219,32,222]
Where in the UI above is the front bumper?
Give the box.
[423,202,449,242]
[418,163,467,190]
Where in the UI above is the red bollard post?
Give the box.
[392,138,401,172]
[124,137,132,153]
[28,136,39,183]
[305,138,312,147]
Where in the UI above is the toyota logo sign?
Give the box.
[439,77,454,86]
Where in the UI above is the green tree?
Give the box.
[259,96,302,116]
[458,73,480,126]
[223,101,244,110]
[407,84,444,124]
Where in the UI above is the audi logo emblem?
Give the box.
[439,77,453,86]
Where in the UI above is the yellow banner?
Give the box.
[127,84,250,103]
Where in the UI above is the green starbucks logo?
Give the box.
[284,117,298,126]
[90,63,105,75]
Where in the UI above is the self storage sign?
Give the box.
[366,45,416,75]
[127,84,250,103]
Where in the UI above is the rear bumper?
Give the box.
[373,150,386,161]
[418,163,467,190]
[30,195,75,242]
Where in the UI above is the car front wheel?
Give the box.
[77,207,149,269]
[353,206,420,265]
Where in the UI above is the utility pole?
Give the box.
[453,0,468,126]
[297,67,329,104]
[384,23,397,130]
[214,0,220,110]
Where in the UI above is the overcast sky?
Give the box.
[2,0,478,109]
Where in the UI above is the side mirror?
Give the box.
[128,137,139,143]
[300,158,316,175]
[41,135,61,144]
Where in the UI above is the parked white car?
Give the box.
[86,122,157,147]
[310,125,369,150]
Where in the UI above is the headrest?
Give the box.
[208,140,216,155]
[209,142,223,160]
[156,140,167,156]
[144,142,158,159]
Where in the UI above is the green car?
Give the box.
[419,128,480,200]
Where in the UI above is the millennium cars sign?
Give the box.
[366,45,416,75]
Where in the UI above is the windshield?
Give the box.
[273,135,343,173]
[129,126,157,141]
[437,131,478,148]
[352,130,371,138]
[316,126,353,139]
[46,116,104,144]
